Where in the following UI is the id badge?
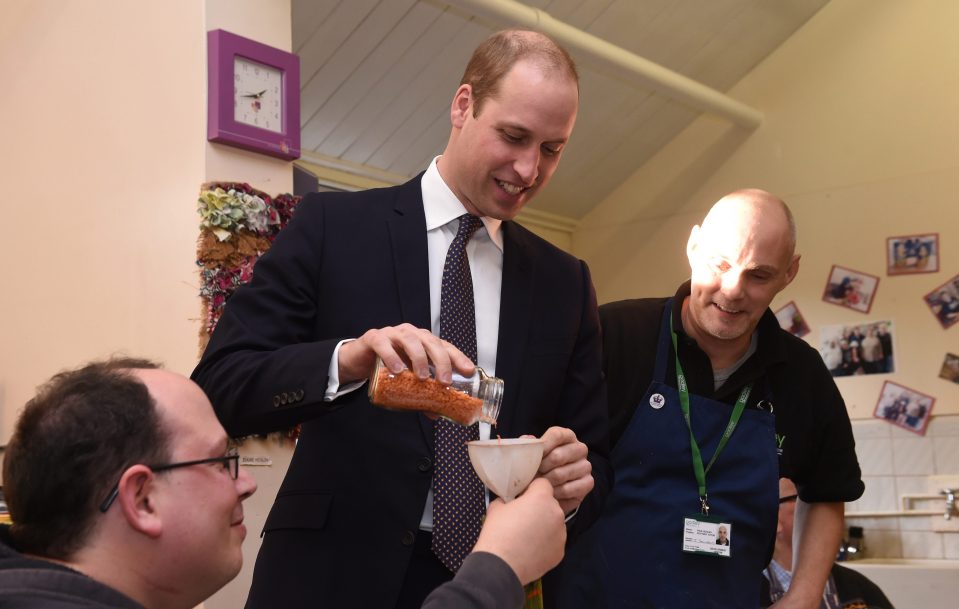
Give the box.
[682,515,732,557]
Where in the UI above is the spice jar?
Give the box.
[368,357,503,426]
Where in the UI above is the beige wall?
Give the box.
[0,0,295,434]
[1,2,294,606]
[1,0,207,441]
[575,0,959,420]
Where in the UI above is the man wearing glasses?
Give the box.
[0,358,257,609]
[0,357,569,609]
[761,479,894,609]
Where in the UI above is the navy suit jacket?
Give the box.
[192,175,610,609]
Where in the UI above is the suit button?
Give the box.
[273,396,281,408]
[401,530,416,546]
[280,392,289,405]
[417,457,432,472]
[295,389,304,401]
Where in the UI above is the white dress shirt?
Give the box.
[324,157,504,530]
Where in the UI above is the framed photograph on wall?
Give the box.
[820,320,894,377]
[887,233,938,275]
[822,265,879,313]
[873,381,935,436]
[774,301,811,338]
[940,353,959,385]
[923,273,959,329]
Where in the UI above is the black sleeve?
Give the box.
[786,341,864,503]
[191,196,347,437]
[599,298,667,448]
[421,552,524,609]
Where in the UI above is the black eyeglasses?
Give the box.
[99,451,240,512]
[779,494,799,504]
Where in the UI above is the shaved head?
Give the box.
[684,188,801,365]
[700,189,796,261]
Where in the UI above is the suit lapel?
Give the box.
[386,176,431,331]
[384,176,435,447]
[495,222,534,437]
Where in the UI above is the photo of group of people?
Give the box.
[819,321,894,377]
[923,273,959,329]
[796,230,955,436]
[822,265,879,314]
[887,233,939,275]
[873,381,936,435]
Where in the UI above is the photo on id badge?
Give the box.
[683,517,731,557]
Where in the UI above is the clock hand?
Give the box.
[240,89,268,99]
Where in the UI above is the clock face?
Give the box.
[233,57,283,133]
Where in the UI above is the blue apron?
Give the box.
[560,300,779,609]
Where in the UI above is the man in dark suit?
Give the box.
[192,29,610,609]
[0,357,569,609]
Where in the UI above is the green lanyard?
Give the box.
[670,312,751,515]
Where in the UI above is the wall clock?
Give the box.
[207,29,300,160]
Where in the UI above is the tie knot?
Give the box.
[456,214,483,240]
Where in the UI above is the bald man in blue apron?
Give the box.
[560,190,864,609]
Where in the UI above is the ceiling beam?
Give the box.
[446,0,763,129]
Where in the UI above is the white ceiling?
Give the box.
[292,0,829,220]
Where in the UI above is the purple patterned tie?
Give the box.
[431,214,486,572]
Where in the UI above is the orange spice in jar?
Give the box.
[368,358,503,426]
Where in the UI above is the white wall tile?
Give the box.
[892,437,935,475]
[847,516,899,532]
[895,475,929,496]
[933,436,959,474]
[896,476,935,531]
[852,419,892,440]
[856,438,894,475]
[899,515,933,532]
[927,415,959,437]
[900,531,944,559]
[943,533,959,559]
[849,476,898,512]
[889,425,925,440]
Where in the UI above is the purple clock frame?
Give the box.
[207,29,300,160]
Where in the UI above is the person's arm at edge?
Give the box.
[422,478,566,609]
[772,500,844,609]
[420,552,524,609]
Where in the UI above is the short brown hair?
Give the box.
[460,29,578,116]
[3,357,171,559]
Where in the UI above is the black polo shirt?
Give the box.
[600,281,864,503]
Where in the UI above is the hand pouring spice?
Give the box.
[368,357,503,426]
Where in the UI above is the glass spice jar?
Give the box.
[368,357,503,426]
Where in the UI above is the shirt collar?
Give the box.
[422,156,503,251]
